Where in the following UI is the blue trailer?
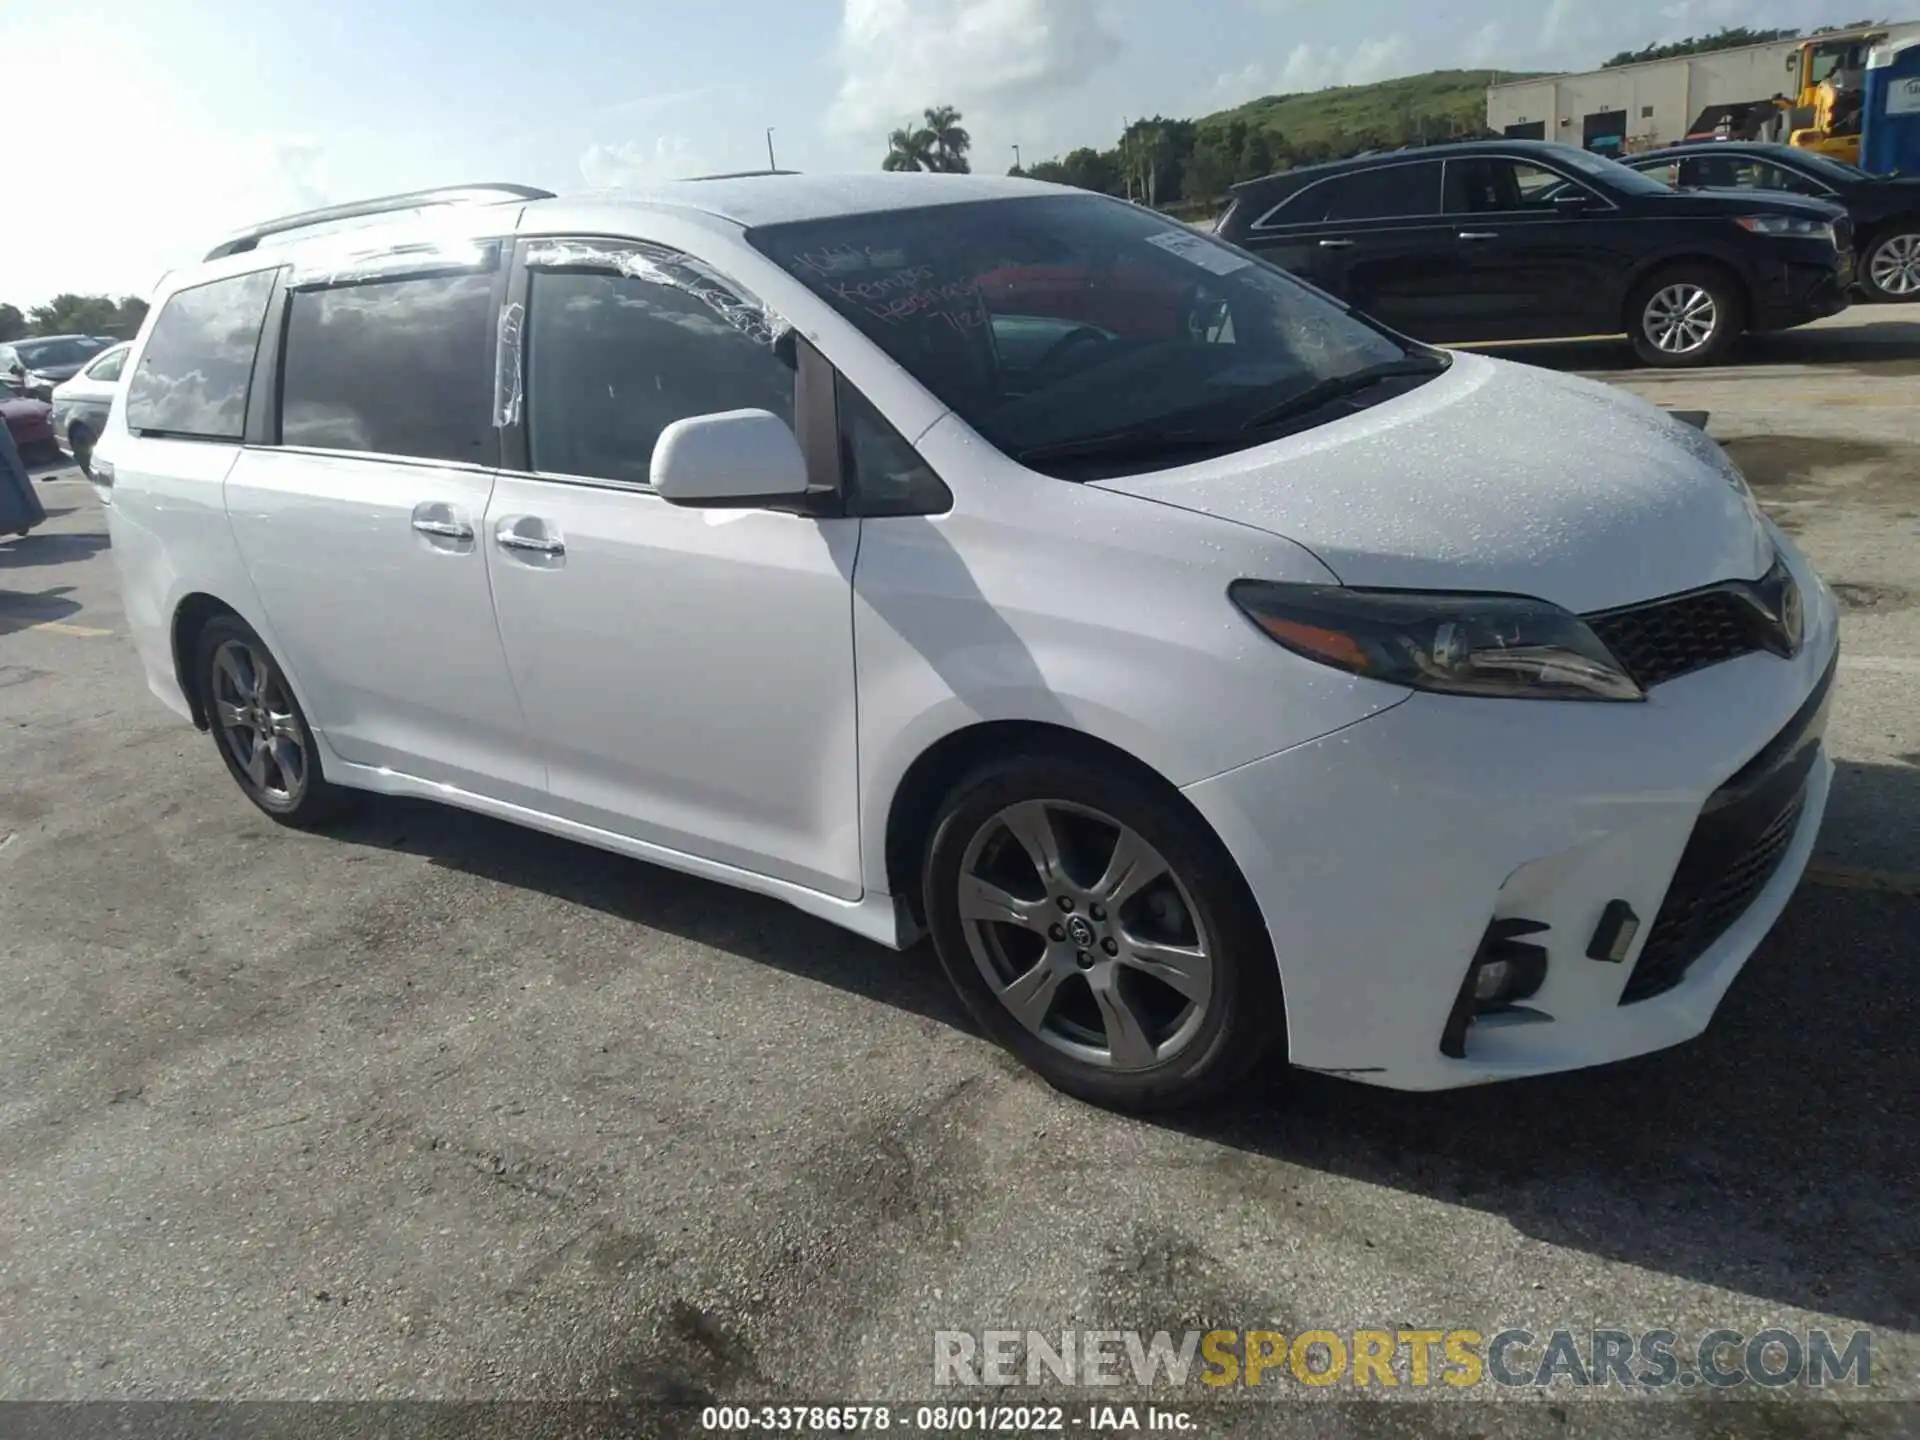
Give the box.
[1863,35,1920,175]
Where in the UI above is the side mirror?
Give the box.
[1553,191,1591,214]
[650,408,811,508]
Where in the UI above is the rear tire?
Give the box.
[194,614,351,827]
[1629,264,1743,368]
[922,754,1283,1112]
[1861,227,1920,302]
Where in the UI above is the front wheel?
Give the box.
[922,755,1283,1112]
[1862,228,1920,302]
[195,614,350,827]
[1629,266,1743,368]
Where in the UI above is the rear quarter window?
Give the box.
[125,269,278,441]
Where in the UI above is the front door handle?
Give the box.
[1457,231,1500,241]
[411,517,474,540]
[495,518,566,556]
[1318,238,1355,249]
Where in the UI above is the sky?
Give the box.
[0,0,1892,309]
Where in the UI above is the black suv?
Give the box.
[1620,142,1920,303]
[1215,139,1853,367]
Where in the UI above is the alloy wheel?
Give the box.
[957,799,1215,1071]
[1643,283,1718,356]
[1868,234,1920,298]
[210,639,307,806]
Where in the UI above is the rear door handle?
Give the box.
[1318,238,1355,249]
[410,501,474,545]
[411,517,474,540]
[1457,231,1500,241]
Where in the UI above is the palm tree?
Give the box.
[922,105,972,173]
[882,121,935,171]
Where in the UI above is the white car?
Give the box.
[50,341,131,474]
[95,175,1837,1110]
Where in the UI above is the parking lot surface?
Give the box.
[3,308,1917,1430]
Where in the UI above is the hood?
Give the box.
[0,396,52,422]
[1092,352,1774,616]
[33,362,86,382]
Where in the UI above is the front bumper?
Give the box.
[1751,251,1853,331]
[1182,541,1840,1091]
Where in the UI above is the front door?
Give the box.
[484,240,863,898]
[1436,156,1621,341]
[223,258,542,803]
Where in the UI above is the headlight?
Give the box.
[1229,581,1645,702]
[26,371,52,389]
[1734,214,1834,241]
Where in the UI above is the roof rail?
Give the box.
[203,183,556,262]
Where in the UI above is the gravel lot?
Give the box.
[2,307,1917,1434]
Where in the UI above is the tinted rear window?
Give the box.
[278,271,496,465]
[125,270,277,440]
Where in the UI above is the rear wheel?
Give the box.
[1862,228,1920,302]
[194,614,350,827]
[922,754,1283,1112]
[1629,265,1743,368]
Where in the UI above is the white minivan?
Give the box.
[97,174,1837,1110]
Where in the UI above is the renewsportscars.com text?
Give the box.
[933,1327,1873,1391]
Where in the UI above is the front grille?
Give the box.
[1618,652,1833,1004]
[1620,790,1804,1003]
[1588,589,1764,690]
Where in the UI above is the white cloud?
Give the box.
[579,136,715,188]
[1214,34,1415,105]
[828,0,1122,138]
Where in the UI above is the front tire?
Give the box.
[1629,265,1743,368]
[194,614,349,827]
[1862,228,1920,302]
[922,755,1282,1112]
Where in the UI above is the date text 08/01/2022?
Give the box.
[699,1403,1195,1432]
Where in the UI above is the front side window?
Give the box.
[751,194,1416,476]
[524,257,795,487]
[279,271,496,464]
[125,269,277,441]
[86,348,128,383]
[1445,159,1586,213]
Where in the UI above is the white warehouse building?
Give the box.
[1485,22,1920,155]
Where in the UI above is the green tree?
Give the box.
[922,105,972,173]
[882,121,935,171]
[28,293,122,336]
[0,303,24,342]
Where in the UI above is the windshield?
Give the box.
[748,194,1417,473]
[1543,145,1674,195]
[1769,147,1870,184]
[16,337,108,370]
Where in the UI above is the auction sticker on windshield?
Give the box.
[1144,229,1251,275]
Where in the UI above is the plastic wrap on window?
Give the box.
[493,301,524,429]
[523,240,791,347]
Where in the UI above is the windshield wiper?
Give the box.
[1239,354,1450,432]
[1014,427,1245,466]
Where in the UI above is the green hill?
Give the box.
[1200,68,1549,154]
[1021,68,1554,213]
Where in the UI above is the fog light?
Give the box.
[1440,918,1551,1060]
[1473,958,1514,1002]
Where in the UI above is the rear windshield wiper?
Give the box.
[1239,354,1450,432]
[1014,427,1246,466]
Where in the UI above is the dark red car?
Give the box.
[2,395,58,464]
